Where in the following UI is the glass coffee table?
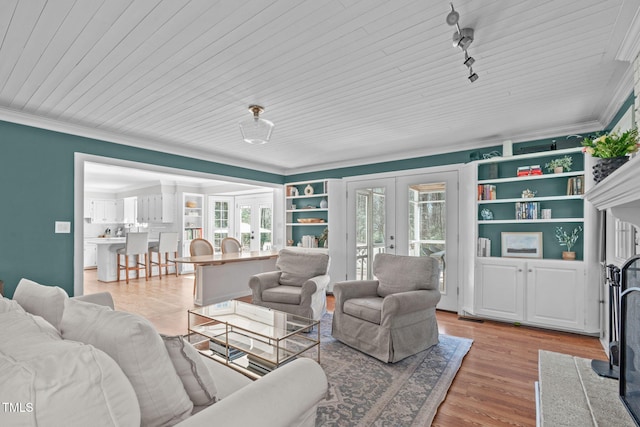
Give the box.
[188,300,320,378]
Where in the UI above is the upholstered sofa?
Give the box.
[0,279,328,427]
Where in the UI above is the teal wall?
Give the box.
[0,120,283,298]
[0,91,632,297]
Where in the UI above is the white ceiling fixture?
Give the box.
[239,105,274,145]
[446,3,478,83]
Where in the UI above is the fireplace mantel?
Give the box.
[584,155,640,227]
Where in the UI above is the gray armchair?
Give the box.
[249,249,330,321]
[332,253,441,363]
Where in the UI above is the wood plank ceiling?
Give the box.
[0,0,638,174]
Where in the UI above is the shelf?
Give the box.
[478,218,584,224]
[287,208,327,213]
[286,193,328,200]
[478,171,585,185]
[478,195,583,204]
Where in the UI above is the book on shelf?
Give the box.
[515,202,539,220]
[477,237,491,257]
[516,165,543,177]
[184,228,203,240]
[209,339,245,361]
[246,354,296,374]
[566,175,584,195]
[477,184,496,200]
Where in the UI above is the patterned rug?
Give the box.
[307,314,473,427]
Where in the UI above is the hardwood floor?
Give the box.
[84,269,606,427]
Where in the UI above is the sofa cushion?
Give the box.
[276,249,329,286]
[161,335,217,407]
[0,296,26,314]
[343,297,383,325]
[262,285,302,304]
[375,253,439,297]
[13,278,68,329]
[60,299,193,427]
[0,310,140,426]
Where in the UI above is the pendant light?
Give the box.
[239,105,274,144]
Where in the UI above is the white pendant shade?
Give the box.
[239,105,274,144]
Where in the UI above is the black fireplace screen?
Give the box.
[619,255,640,426]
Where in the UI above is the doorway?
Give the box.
[346,170,459,311]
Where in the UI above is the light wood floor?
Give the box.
[84,269,606,427]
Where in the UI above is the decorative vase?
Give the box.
[304,184,314,195]
[320,198,328,209]
[554,166,563,174]
[562,251,576,260]
[592,156,628,183]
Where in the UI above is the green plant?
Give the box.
[582,128,639,158]
[544,155,573,172]
[554,226,582,252]
[318,227,328,247]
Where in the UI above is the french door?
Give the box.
[236,195,273,252]
[346,170,459,311]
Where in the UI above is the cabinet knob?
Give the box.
[389,244,395,249]
[518,268,523,272]
[528,269,532,272]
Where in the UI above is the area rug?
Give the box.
[306,314,473,426]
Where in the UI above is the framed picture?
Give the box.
[501,232,543,258]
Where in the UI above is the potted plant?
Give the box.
[544,155,573,174]
[582,128,639,182]
[555,226,582,260]
[318,227,328,248]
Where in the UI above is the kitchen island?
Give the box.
[85,237,159,282]
[173,250,278,306]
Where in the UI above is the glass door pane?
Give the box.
[210,199,231,251]
[239,203,252,250]
[259,203,273,251]
[347,178,395,281]
[408,183,446,291]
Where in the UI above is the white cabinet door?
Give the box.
[475,258,525,321]
[84,243,97,268]
[137,196,150,223]
[91,200,106,223]
[525,260,585,330]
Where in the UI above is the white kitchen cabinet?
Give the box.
[137,194,175,223]
[84,243,97,268]
[90,199,124,224]
[475,257,586,332]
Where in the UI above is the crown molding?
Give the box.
[616,5,640,62]
[598,66,635,128]
[0,107,286,176]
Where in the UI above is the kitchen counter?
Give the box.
[86,237,159,282]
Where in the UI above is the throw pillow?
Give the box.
[161,334,217,406]
[0,310,141,426]
[59,298,193,426]
[13,278,68,329]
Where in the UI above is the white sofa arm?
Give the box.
[176,358,327,427]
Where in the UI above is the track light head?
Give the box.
[468,70,479,83]
[463,53,475,67]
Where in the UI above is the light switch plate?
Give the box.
[55,221,71,234]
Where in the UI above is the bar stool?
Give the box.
[148,232,179,278]
[116,232,149,284]
[190,238,214,296]
[220,237,242,254]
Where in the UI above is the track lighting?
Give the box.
[463,53,475,67]
[446,3,479,82]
